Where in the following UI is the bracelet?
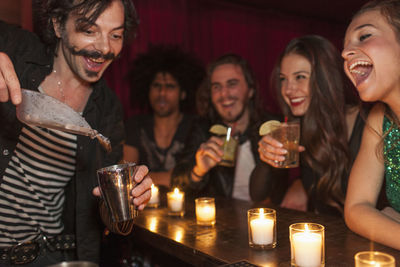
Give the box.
[191,168,203,179]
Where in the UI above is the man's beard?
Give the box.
[223,105,247,124]
[215,96,247,124]
[152,98,175,117]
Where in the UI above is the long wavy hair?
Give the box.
[353,0,400,158]
[33,0,138,53]
[271,35,358,213]
[196,53,263,125]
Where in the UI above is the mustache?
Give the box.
[69,46,117,61]
[216,96,237,103]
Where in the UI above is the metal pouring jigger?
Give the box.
[97,163,139,222]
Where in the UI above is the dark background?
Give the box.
[1,0,368,117]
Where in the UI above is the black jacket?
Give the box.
[0,21,124,262]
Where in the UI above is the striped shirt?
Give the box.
[0,125,77,246]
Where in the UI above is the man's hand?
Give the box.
[92,165,153,210]
[0,52,21,104]
[193,136,224,177]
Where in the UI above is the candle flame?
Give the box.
[174,188,180,194]
[258,208,266,219]
[305,223,309,233]
[151,184,158,192]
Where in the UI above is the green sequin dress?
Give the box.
[383,116,400,212]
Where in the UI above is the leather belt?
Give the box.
[0,234,75,265]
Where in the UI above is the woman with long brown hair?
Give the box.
[250,35,367,216]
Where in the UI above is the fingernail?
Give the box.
[14,94,21,104]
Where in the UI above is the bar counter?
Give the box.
[131,196,400,266]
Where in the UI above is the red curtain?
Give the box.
[104,0,348,118]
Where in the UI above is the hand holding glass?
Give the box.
[97,163,139,223]
[218,127,238,167]
[270,121,300,168]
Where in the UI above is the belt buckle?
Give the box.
[10,241,39,265]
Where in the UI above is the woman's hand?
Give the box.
[258,135,305,168]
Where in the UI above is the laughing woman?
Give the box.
[343,0,400,250]
[250,35,369,216]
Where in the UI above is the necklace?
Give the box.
[52,69,65,102]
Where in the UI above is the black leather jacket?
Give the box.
[0,21,124,262]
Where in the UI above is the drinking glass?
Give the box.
[218,127,239,167]
[355,251,395,267]
[270,121,300,168]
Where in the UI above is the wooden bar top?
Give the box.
[132,196,400,266]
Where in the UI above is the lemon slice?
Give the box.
[209,124,228,135]
[259,120,281,136]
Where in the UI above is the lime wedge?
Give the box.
[259,120,281,136]
[209,124,228,135]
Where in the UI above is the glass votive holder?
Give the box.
[167,188,184,217]
[355,251,395,267]
[289,223,325,267]
[247,208,276,249]
[147,184,160,208]
[195,197,216,226]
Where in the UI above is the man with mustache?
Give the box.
[0,0,152,265]
[123,45,205,189]
[171,54,281,200]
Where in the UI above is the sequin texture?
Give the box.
[383,116,400,212]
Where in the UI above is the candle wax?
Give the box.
[196,205,215,222]
[168,191,184,212]
[149,186,159,205]
[292,232,322,267]
[250,217,274,245]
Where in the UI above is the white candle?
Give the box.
[168,188,184,212]
[196,205,216,223]
[250,213,274,245]
[148,184,159,205]
[292,225,322,267]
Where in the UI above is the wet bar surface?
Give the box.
[132,196,400,266]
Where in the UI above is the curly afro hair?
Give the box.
[127,44,205,112]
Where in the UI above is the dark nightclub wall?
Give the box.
[104,0,366,118]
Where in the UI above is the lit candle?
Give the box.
[167,188,184,214]
[250,208,274,245]
[355,251,395,267]
[148,184,159,207]
[195,197,216,226]
[247,208,276,249]
[291,224,323,267]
